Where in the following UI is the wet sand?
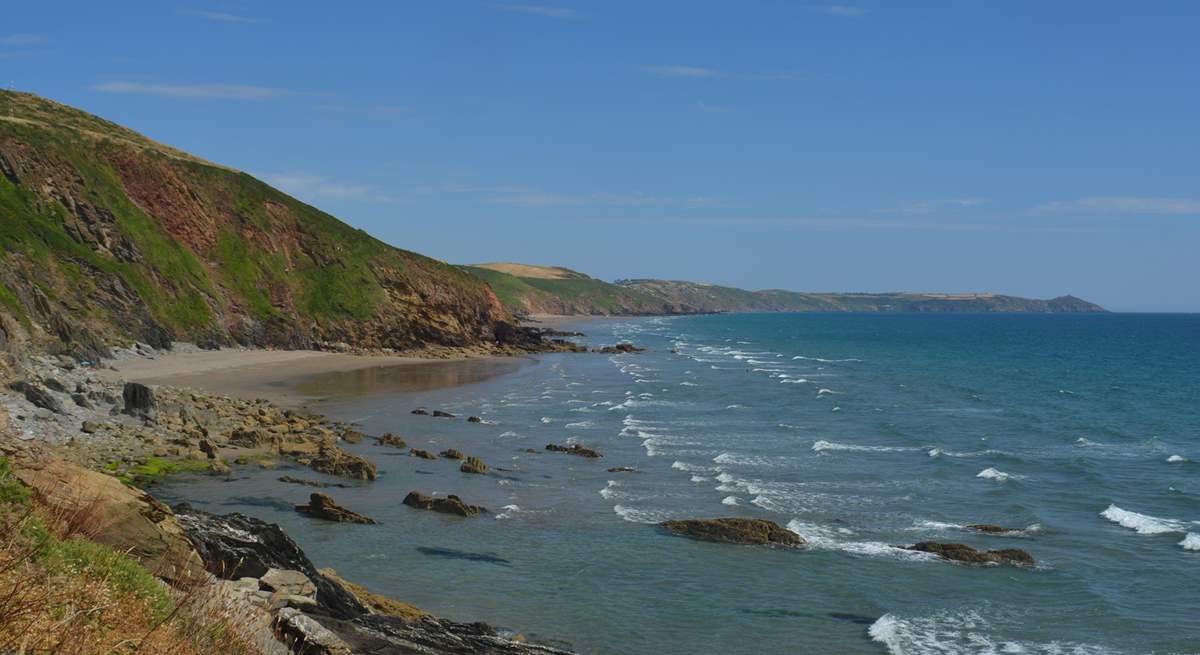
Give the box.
[97,349,532,408]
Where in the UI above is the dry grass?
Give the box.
[0,459,274,655]
[471,262,585,279]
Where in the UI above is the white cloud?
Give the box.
[1036,197,1200,215]
[638,65,725,79]
[877,197,991,214]
[90,81,287,100]
[484,3,584,20]
[0,34,46,46]
[806,5,871,17]
[261,173,398,204]
[180,10,267,24]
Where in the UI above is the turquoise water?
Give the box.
[158,313,1200,654]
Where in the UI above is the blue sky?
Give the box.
[3,2,1198,311]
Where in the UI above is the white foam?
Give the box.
[1167,454,1188,463]
[1180,533,1200,551]
[786,520,931,561]
[976,467,1017,482]
[612,505,665,524]
[689,475,708,483]
[495,504,521,520]
[499,431,521,438]
[565,421,594,429]
[793,355,863,363]
[679,381,699,387]
[813,440,918,454]
[598,480,620,500]
[721,495,739,506]
[671,461,711,473]
[868,610,1119,655]
[1100,504,1187,535]
[539,417,553,424]
[816,388,838,395]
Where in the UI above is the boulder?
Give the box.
[375,433,407,448]
[306,444,377,481]
[42,377,69,393]
[460,457,488,475]
[11,454,205,584]
[409,448,437,460]
[341,430,363,444]
[319,569,428,622]
[80,420,100,434]
[402,491,486,517]
[545,443,602,458]
[901,542,1035,566]
[411,408,430,416]
[19,382,65,414]
[431,410,455,418]
[71,393,93,408]
[467,416,483,423]
[659,518,804,547]
[198,438,219,459]
[260,568,317,597]
[122,381,155,416]
[295,493,377,524]
[439,448,465,460]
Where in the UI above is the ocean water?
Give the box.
[157,313,1200,654]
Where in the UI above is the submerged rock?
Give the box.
[341,429,364,444]
[460,456,488,475]
[607,466,636,473]
[545,443,602,458]
[409,448,437,460]
[375,433,407,448]
[411,407,430,416]
[593,343,645,354]
[901,542,1035,566]
[432,410,455,418]
[965,524,1021,534]
[439,448,465,460]
[295,493,377,524]
[278,475,352,489]
[659,518,804,547]
[403,491,487,517]
[467,415,483,423]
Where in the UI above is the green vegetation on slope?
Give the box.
[0,90,514,356]
[462,265,669,316]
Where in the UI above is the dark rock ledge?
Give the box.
[174,505,572,654]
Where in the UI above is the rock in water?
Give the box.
[295,493,377,524]
[402,491,487,517]
[659,518,804,547]
[545,443,602,458]
[122,381,155,416]
[460,457,488,475]
[375,433,407,448]
[409,448,437,460]
[341,429,364,444]
[411,407,430,416]
[966,524,1020,534]
[440,448,465,460]
[307,444,377,481]
[432,410,455,418]
[467,415,483,423]
[902,542,1035,566]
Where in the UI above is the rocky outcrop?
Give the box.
[545,443,602,458]
[901,542,1035,566]
[174,506,571,654]
[300,444,377,481]
[659,518,804,547]
[460,457,488,475]
[295,493,378,524]
[122,381,155,417]
[375,433,407,448]
[403,491,487,517]
[11,381,65,414]
[593,343,645,354]
[11,454,205,583]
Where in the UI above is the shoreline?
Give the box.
[96,348,534,409]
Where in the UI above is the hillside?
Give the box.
[458,262,1105,316]
[621,280,1107,313]
[0,91,533,362]
[462,264,674,316]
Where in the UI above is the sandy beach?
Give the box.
[96,349,532,408]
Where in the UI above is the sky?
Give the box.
[3,2,1198,312]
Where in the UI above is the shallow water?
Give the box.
[157,313,1200,654]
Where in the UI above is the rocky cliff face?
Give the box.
[0,91,521,360]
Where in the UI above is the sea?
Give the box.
[156,313,1200,654]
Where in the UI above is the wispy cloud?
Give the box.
[261,173,398,204]
[436,184,723,209]
[0,34,46,46]
[805,5,871,17]
[179,10,267,24]
[485,3,585,20]
[638,65,725,79]
[90,81,288,100]
[877,197,991,214]
[1036,197,1200,215]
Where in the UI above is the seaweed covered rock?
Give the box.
[659,518,804,547]
[545,443,602,458]
[304,444,377,481]
[295,493,377,524]
[409,449,436,460]
[901,542,1034,566]
[460,457,488,475]
[375,433,407,448]
[439,448,465,460]
[402,491,486,517]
